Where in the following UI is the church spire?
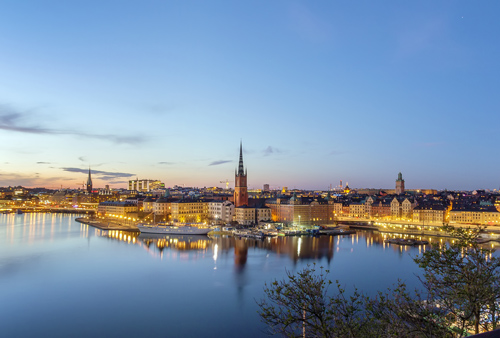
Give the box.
[237,140,245,176]
[234,140,248,207]
[86,167,93,193]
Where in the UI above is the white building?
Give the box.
[208,200,235,224]
[235,205,271,226]
[128,179,164,192]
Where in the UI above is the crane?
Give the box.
[220,179,234,190]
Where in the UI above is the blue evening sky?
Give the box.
[0,1,499,191]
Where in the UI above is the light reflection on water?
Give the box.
[0,214,497,338]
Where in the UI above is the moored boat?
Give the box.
[384,238,429,246]
[137,223,212,235]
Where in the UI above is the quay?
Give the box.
[343,220,500,243]
[75,217,139,232]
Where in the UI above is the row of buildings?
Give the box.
[2,143,500,227]
[94,145,500,226]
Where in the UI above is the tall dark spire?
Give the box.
[86,167,93,193]
[237,140,245,176]
[234,140,248,207]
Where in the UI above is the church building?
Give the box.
[234,141,248,207]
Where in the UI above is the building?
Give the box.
[413,205,446,224]
[449,207,500,225]
[142,197,155,212]
[266,195,335,225]
[153,195,172,222]
[235,206,255,226]
[256,206,272,224]
[234,205,271,226]
[263,184,270,192]
[349,202,365,218]
[208,200,235,224]
[97,201,138,216]
[171,200,208,223]
[128,179,164,192]
[234,141,248,207]
[390,197,416,220]
[395,172,405,195]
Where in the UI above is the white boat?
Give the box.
[137,223,212,235]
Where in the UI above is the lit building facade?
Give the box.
[128,179,164,192]
[266,197,335,225]
[449,209,500,225]
[171,200,208,223]
[208,200,235,224]
[412,205,446,224]
[98,201,138,216]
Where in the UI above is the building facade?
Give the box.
[208,200,235,224]
[97,201,138,216]
[128,179,164,192]
[171,200,208,223]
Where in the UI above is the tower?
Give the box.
[86,167,93,194]
[234,141,248,207]
[395,172,405,195]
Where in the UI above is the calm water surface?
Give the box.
[0,214,449,337]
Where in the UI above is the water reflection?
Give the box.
[94,228,468,268]
[2,214,499,338]
[1,213,86,245]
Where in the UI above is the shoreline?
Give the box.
[349,224,500,243]
[75,217,139,232]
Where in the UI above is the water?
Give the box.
[0,214,448,337]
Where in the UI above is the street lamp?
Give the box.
[299,215,301,227]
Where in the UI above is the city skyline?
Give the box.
[1,1,499,190]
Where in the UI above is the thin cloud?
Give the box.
[0,172,73,187]
[36,161,51,164]
[0,103,146,145]
[158,161,175,165]
[209,160,232,166]
[140,103,176,115]
[61,167,135,179]
[78,156,87,162]
[263,146,283,156]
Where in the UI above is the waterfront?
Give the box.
[1,214,497,337]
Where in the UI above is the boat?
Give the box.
[319,228,356,236]
[137,223,212,235]
[15,209,23,215]
[384,238,429,246]
[234,229,264,239]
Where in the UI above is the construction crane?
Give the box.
[220,179,234,190]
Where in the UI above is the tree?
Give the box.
[414,225,500,335]
[256,265,453,337]
[257,225,500,337]
[367,281,453,337]
[256,264,373,337]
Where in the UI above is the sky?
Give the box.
[0,1,499,191]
